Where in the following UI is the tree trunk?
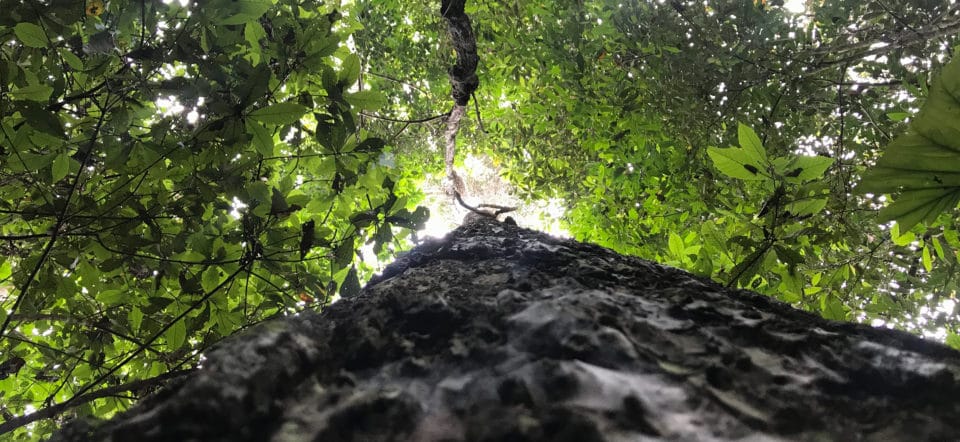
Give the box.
[55,219,960,441]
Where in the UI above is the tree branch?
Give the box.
[0,101,110,341]
[0,369,193,435]
[359,111,449,124]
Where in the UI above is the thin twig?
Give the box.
[0,369,193,435]
[0,99,110,341]
[455,192,517,218]
[55,265,247,417]
[359,111,449,124]
[471,92,486,133]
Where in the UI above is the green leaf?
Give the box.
[785,198,827,217]
[729,247,769,286]
[886,112,909,122]
[14,22,47,48]
[207,0,273,25]
[891,227,915,247]
[385,207,430,230]
[789,156,834,182]
[775,268,803,302]
[947,332,960,351]
[911,57,960,152]
[247,181,271,205]
[128,307,144,333]
[52,153,70,182]
[355,137,386,153]
[774,245,804,266]
[339,53,361,85]
[10,84,53,102]
[60,49,84,70]
[922,243,933,273]
[859,134,960,194]
[668,232,684,259]
[201,267,221,293]
[345,90,388,111]
[246,120,274,156]
[248,103,309,125]
[820,295,846,321]
[244,21,267,54]
[707,146,768,181]
[737,123,767,164]
[932,237,947,261]
[165,319,186,350]
[96,289,126,306]
[142,297,174,314]
[859,56,960,230]
[334,237,355,268]
[878,189,960,232]
[0,259,12,280]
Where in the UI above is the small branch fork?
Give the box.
[455,191,516,220]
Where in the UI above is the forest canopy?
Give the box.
[1,0,959,439]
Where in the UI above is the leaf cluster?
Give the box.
[0,0,426,437]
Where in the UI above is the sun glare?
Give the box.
[417,153,569,241]
[783,0,806,14]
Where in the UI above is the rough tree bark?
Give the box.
[54,219,960,441]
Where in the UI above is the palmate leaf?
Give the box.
[877,188,960,231]
[788,156,834,182]
[859,56,960,231]
[707,123,771,181]
[707,146,769,181]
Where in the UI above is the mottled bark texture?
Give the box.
[55,219,960,441]
[441,0,478,105]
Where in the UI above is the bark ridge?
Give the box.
[55,219,960,441]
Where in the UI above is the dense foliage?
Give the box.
[355,0,960,337]
[1,0,959,439]
[0,0,427,438]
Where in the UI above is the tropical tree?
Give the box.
[49,217,960,441]
[1,0,959,439]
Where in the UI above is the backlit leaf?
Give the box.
[859,56,960,230]
[345,90,388,111]
[165,319,186,350]
[668,232,684,258]
[707,146,768,181]
[737,123,767,164]
[249,103,309,125]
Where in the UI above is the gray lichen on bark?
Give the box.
[56,218,960,441]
